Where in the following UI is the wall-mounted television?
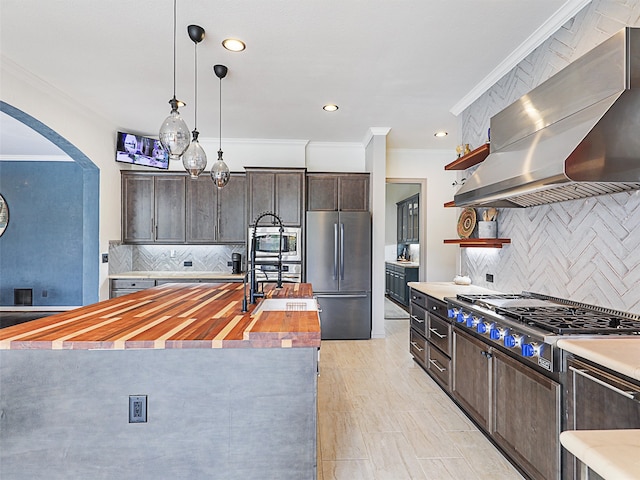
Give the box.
[116,131,169,170]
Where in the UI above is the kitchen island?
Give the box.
[0,282,320,480]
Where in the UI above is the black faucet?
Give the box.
[241,211,284,312]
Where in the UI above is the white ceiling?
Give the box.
[0,0,588,156]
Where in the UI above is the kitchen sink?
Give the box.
[253,298,318,314]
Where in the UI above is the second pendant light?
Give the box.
[181,24,207,179]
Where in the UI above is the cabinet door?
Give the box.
[406,200,413,242]
[338,176,369,211]
[186,176,217,243]
[275,172,303,226]
[122,174,155,243]
[154,176,186,243]
[493,350,561,480]
[398,272,408,306]
[411,196,419,242]
[217,174,246,243]
[397,201,409,243]
[385,267,392,294]
[453,328,491,430]
[248,172,275,226]
[307,175,338,211]
[397,203,404,243]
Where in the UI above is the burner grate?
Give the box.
[454,291,640,335]
[498,306,640,334]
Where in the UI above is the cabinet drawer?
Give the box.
[427,313,451,356]
[426,296,448,320]
[410,328,426,366]
[410,303,426,336]
[111,279,155,289]
[409,289,427,309]
[110,289,141,298]
[427,343,451,391]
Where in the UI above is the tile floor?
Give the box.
[316,316,524,480]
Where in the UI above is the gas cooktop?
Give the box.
[455,292,640,335]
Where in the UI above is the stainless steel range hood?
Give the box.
[455,27,640,208]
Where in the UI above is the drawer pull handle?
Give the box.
[410,341,424,352]
[569,366,640,402]
[428,328,446,339]
[410,315,424,324]
[429,358,446,373]
[432,306,438,310]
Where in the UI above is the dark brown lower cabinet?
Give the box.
[453,328,561,480]
[452,329,491,431]
[493,349,561,480]
[409,328,426,368]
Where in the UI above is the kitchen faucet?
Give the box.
[241,211,284,312]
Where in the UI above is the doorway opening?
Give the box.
[385,178,426,311]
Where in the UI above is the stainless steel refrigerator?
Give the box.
[306,211,371,339]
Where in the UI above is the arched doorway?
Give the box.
[0,102,99,306]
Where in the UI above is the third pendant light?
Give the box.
[211,64,230,188]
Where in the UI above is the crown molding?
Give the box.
[362,127,391,146]
[450,0,592,116]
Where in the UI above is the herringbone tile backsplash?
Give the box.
[460,0,640,313]
[108,242,245,275]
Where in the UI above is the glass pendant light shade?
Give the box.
[211,64,230,188]
[182,130,207,179]
[211,149,230,188]
[159,99,191,161]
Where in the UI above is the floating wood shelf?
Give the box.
[444,238,511,248]
[444,143,490,171]
[444,200,456,208]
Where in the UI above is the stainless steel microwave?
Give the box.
[248,226,301,262]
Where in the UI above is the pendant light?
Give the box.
[159,0,190,161]
[181,25,207,179]
[210,64,231,188]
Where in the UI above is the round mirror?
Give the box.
[0,194,9,237]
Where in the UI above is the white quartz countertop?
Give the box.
[557,337,640,382]
[407,282,502,302]
[560,429,640,480]
[109,271,245,280]
[386,260,419,267]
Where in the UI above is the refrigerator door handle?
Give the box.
[340,223,345,280]
[314,294,369,299]
[333,223,339,280]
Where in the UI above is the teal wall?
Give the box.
[0,161,85,306]
[0,101,99,307]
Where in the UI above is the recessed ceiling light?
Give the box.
[434,131,448,137]
[323,104,339,112]
[222,38,246,52]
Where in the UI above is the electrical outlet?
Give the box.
[42,290,48,297]
[227,261,232,266]
[486,273,494,283]
[129,395,147,423]
[101,253,109,263]
[184,261,192,267]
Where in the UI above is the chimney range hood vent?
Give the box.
[455,27,640,208]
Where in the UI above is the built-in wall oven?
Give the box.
[248,226,301,263]
[445,292,640,480]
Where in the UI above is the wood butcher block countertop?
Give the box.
[0,282,320,350]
